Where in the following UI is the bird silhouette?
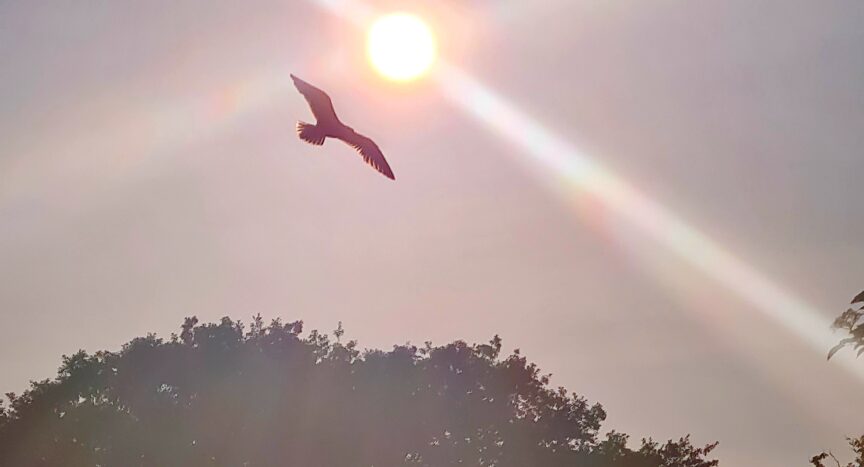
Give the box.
[291,74,395,180]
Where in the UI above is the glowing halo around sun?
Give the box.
[367,13,437,82]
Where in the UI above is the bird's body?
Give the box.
[290,74,395,180]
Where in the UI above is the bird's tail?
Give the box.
[297,121,326,146]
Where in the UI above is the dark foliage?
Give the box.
[828,291,864,360]
[813,291,864,466]
[810,436,864,467]
[0,316,717,467]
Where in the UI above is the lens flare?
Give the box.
[436,64,864,382]
[315,0,864,385]
[367,13,437,82]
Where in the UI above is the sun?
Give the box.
[367,13,437,82]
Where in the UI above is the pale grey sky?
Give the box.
[1,1,863,466]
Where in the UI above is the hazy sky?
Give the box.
[2,1,864,466]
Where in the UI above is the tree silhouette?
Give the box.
[812,290,864,467]
[811,437,864,467]
[828,291,864,360]
[0,316,717,467]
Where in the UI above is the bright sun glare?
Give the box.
[367,13,437,82]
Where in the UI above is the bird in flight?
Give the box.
[290,74,395,180]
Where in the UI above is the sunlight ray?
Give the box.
[436,64,863,378]
[312,0,864,384]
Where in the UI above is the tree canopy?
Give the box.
[0,316,717,467]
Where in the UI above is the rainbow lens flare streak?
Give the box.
[438,65,861,374]
[313,0,863,383]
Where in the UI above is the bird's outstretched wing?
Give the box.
[290,74,339,123]
[341,131,395,180]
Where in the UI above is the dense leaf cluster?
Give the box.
[813,290,864,467]
[828,291,864,360]
[0,316,717,467]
